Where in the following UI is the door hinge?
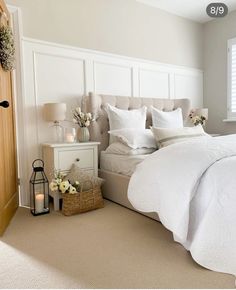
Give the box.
[17,178,21,186]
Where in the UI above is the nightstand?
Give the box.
[42,142,100,211]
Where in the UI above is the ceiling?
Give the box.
[137,0,236,23]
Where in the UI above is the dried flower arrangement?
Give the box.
[189,110,206,126]
[72,107,93,128]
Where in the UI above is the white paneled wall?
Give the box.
[174,73,203,102]
[94,62,133,96]
[139,69,170,98]
[21,37,203,205]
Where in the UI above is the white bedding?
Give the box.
[100,151,148,176]
[128,135,236,276]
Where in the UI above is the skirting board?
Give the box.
[99,169,160,221]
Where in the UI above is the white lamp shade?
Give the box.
[43,103,67,122]
[194,108,208,120]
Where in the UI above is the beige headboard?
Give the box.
[84,92,191,154]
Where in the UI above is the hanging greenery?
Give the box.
[0,24,15,71]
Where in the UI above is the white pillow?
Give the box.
[151,106,183,128]
[105,142,156,155]
[105,104,147,131]
[109,128,157,149]
[151,125,211,148]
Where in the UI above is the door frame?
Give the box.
[7,5,27,206]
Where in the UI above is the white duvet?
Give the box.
[128,135,236,276]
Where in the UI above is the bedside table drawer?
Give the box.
[57,148,94,171]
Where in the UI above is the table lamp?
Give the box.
[43,103,67,143]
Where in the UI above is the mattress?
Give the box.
[100,151,149,176]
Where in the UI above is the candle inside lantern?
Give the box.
[65,133,75,143]
[35,193,44,213]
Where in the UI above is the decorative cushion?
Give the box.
[66,163,104,191]
[151,125,211,148]
[151,106,183,128]
[105,142,156,155]
[108,128,157,149]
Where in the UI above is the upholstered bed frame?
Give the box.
[84,92,191,220]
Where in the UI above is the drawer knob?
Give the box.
[76,158,80,162]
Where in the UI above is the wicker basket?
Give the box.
[62,180,104,216]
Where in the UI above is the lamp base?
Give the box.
[51,121,64,143]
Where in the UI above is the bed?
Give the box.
[85,92,236,276]
[84,92,190,220]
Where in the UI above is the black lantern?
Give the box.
[30,159,50,216]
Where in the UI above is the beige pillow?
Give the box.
[66,163,104,191]
[151,125,211,148]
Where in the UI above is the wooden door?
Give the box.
[0,0,18,236]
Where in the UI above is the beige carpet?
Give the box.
[0,201,234,289]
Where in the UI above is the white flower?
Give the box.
[59,180,70,193]
[192,116,200,123]
[69,185,77,194]
[49,181,58,192]
[85,120,90,127]
[76,107,81,114]
[80,112,84,119]
[86,113,92,119]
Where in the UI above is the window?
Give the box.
[228,38,236,118]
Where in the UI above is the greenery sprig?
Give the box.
[0,25,15,71]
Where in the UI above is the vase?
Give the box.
[77,127,90,142]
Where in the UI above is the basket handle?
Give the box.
[80,180,94,192]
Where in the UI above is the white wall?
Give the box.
[203,10,236,134]
[6,0,204,206]
[21,38,203,205]
[6,0,203,69]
